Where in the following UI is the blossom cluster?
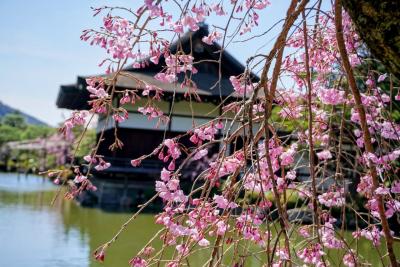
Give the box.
[55,1,400,266]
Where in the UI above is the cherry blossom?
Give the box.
[202,30,222,45]
[74,174,87,184]
[317,88,346,105]
[391,181,400,194]
[60,2,400,266]
[62,110,89,135]
[316,150,332,161]
[193,149,208,160]
[318,188,345,207]
[94,159,111,171]
[129,257,147,267]
[280,143,297,166]
[213,195,238,209]
[360,226,382,247]
[298,243,325,266]
[229,75,255,95]
[198,238,210,247]
[343,251,357,267]
[378,73,387,83]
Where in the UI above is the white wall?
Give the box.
[97,99,220,133]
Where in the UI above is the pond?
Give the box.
[0,173,398,266]
[0,173,160,267]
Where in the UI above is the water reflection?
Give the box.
[0,173,398,267]
[0,174,86,267]
[0,173,160,267]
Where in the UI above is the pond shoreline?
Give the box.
[1,173,399,266]
[2,170,396,234]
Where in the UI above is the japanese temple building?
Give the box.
[56,25,257,209]
[56,25,356,211]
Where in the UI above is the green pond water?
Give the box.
[0,173,399,267]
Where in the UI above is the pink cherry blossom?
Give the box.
[216,220,228,235]
[208,151,245,179]
[198,238,210,247]
[343,252,357,267]
[130,159,141,167]
[318,188,345,207]
[120,92,131,104]
[202,31,222,45]
[193,149,208,160]
[299,226,310,238]
[229,76,255,95]
[286,170,296,180]
[213,195,238,209]
[138,106,164,120]
[163,139,181,160]
[129,257,147,267]
[375,186,390,195]
[280,143,297,166]
[366,78,374,87]
[211,4,225,15]
[317,88,346,105]
[154,72,177,83]
[94,159,111,171]
[74,175,87,183]
[63,2,400,266]
[319,219,344,249]
[391,181,400,194]
[160,168,171,182]
[298,243,325,266]
[360,226,382,247]
[175,244,189,255]
[190,124,219,145]
[83,155,97,164]
[62,110,90,135]
[113,111,128,123]
[378,73,387,82]
[181,15,199,31]
[316,150,332,161]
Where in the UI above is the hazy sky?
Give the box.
[0,0,326,126]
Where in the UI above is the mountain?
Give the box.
[0,101,48,126]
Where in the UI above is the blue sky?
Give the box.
[0,0,325,126]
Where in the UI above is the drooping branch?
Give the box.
[335,0,398,266]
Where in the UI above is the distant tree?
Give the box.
[1,113,27,129]
[20,125,53,140]
[0,124,21,145]
[0,114,53,145]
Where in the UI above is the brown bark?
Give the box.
[342,0,400,78]
[259,1,309,264]
[335,1,398,266]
